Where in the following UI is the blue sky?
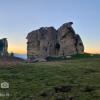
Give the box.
[0,0,100,54]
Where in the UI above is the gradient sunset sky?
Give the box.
[0,0,100,54]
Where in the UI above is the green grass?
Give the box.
[0,57,100,100]
[72,53,100,59]
[47,53,100,61]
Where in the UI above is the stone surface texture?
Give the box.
[0,38,8,56]
[26,22,84,60]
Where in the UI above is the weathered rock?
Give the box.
[66,55,72,59]
[26,22,84,60]
[0,38,8,56]
[34,57,47,62]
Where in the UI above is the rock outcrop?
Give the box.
[0,38,8,56]
[26,22,84,60]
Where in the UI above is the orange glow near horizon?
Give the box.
[85,48,100,54]
[8,46,27,54]
[8,47,100,54]
[8,41,100,54]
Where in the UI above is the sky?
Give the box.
[0,0,100,54]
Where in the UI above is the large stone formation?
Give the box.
[26,22,84,60]
[0,38,8,56]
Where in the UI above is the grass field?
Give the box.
[0,55,100,100]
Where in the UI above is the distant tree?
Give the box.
[10,52,14,57]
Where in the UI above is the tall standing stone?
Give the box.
[26,22,84,60]
[0,38,8,56]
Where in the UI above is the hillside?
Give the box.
[0,56,24,66]
[0,55,100,100]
